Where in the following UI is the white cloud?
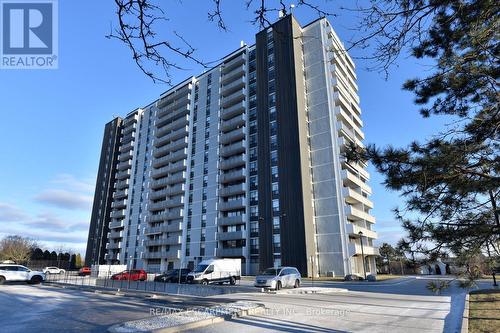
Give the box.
[0,203,29,221]
[34,189,93,210]
[51,173,95,193]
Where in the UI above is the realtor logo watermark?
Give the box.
[0,0,58,69]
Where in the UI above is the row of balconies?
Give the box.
[345,205,376,224]
[122,122,136,135]
[155,115,190,140]
[107,242,122,250]
[118,150,133,162]
[150,171,186,189]
[115,179,129,190]
[220,154,246,170]
[157,84,191,108]
[119,140,134,153]
[346,223,377,240]
[221,76,246,97]
[220,126,245,144]
[115,169,131,180]
[221,101,245,121]
[116,160,132,171]
[143,236,182,247]
[149,184,185,200]
[219,198,245,211]
[342,187,373,209]
[144,222,182,235]
[113,189,128,199]
[220,140,246,158]
[109,220,124,229]
[153,138,189,163]
[221,113,246,132]
[121,131,135,145]
[341,169,372,194]
[216,246,246,257]
[217,230,246,241]
[110,209,125,219]
[151,160,187,179]
[221,88,245,109]
[111,199,127,209]
[218,214,246,226]
[109,229,123,239]
[148,196,184,211]
[219,183,246,197]
[142,249,181,260]
[221,53,245,74]
[221,64,245,85]
[220,168,246,184]
[147,209,183,223]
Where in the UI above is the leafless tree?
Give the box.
[0,235,38,264]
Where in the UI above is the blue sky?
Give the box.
[0,1,447,255]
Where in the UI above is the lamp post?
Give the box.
[358,231,367,280]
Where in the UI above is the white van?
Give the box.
[187,259,241,285]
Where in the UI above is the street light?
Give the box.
[358,231,367,280]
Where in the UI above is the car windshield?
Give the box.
[193,264,208,273]
[260,268,278,276]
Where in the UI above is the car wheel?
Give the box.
[202,279,209,285]
[30,276,43,284]
[229,276,236,285]
[276,281,281,291]
[59,271,65,275]
[0,276,5,285]
[294,279,300,288]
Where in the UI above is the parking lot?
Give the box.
[1,276,491,332]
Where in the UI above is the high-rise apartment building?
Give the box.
[85,15,378,277]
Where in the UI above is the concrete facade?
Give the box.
[86,15,377,276]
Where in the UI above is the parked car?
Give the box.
[43,267,66,275]
[187,259,241,285]
[78,267,91,276]
[111,269,147,281]
[154,269,191,283]
[254,267,301,290]
[0,264,45,285]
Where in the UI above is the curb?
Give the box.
[263,287,348,295]
[108,303,265,333]
[461,293,469,333]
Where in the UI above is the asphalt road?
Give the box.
[0,277,495,333]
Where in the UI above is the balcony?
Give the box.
[109,220,124,229]
[348,242,379,256]
[150,171,186,190]
[346,223,378,240]
[221,114,246,132]
[115,169,131,180]
[155,124,189,144]
[220,126,245,144]
[115,179,129,190]
[144,222,182,235]
[221,101,246,121]
[157,84,191,108]
[220,140,246,157]
[117,160,132,171]
[149,184,185,200]
[111,199,127,209]
[221,88,245,109]
[218,215,246,226]
[118,151,133,162]
[216,246,246,257]
[219,198,245,211]
[221,76,246,97]
[345,205,376,224]
[153,139,189,162]
[342,187,373,208]
[110,209,126,219]
[122,114,138,127]
[144,236,182,247]
[220,168,246,183]
[217,230,246,241]
[148,196,184,211]
[221,53,245,74]
[121,131,135,144]
[221,64,245,85]
[119,140,134,153]
[122,122,136,135]
[341,169,372,194]
[109,230,123,239]
[107,242,122,250]
[220,154,246,170]
[113,189,128,199]
[155,115,190,140]
[142,249,181,260]
[219,183,246,197]
[151,160,187,179]
[147,209,183,223]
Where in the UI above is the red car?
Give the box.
[78,267,91,276]
[111,269,147,281]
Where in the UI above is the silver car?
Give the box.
[254,266,301,290]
